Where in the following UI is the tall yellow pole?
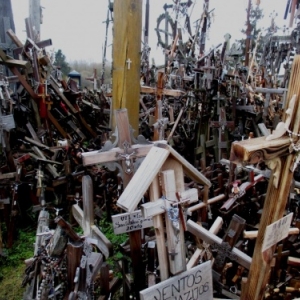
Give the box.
[112,0,142,135]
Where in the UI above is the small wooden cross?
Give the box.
[126,58,132,69]
[210,93,235,161]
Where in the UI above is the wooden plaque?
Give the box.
[262,212,293,252]
[140,261,213,300]
[112,210,153,234]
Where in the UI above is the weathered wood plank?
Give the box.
[117,145,170,212]
[140,261,213,300]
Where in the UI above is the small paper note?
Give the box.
[0,114,15,131]
[262,213,293,252]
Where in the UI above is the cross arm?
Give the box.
[187,219,252,269]
[140,86,186,97]
[229,136,290,165]
[82,143,153,166]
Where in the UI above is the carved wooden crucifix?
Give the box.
[81,109,153,295]
[230,55,300,300]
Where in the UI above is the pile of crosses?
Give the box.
[1,1,300,300]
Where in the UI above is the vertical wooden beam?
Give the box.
[240,55,300,299]
[112,0,142,135]
[29,0,41,41]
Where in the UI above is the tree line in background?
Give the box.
[54,49,112,88]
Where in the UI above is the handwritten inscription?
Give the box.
[262,212,293,252]
[112,209,153,234]
[140,261,213,300]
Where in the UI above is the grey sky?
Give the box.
[10,0,290,65]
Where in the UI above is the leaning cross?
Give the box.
[187,216,251,271]
[71,175,112,259]
[231,55,300,300]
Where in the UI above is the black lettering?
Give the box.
[187,274,195,288]
[192,287,198,300]
[153,288,161,300]
[198,284,205,295]
[180,275,189,290]
[203,282,209,293]
[162,285,170,300]
[194,270,202,284]
[171,281,180,295]
[183,290,190,300]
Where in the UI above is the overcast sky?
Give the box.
[10,0,291,65]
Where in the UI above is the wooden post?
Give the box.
[112,0,142,134]
[233,55,300,299]
[29,0,41,41]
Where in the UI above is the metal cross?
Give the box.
[168,247,178,261]
[118,140,136,174]
[212,241,239,268]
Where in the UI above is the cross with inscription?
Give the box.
[81,108,153,295]
[230,55,300,300]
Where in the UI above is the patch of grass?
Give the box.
[0,227,35,300]
[0,264,26,300]
[98,214,128,270]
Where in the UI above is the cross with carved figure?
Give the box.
[231,55,300,300]
[81,109,153,293]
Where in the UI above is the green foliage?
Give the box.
[0,228,35,299]
[98,214,128,269]
[0,228,35,268]
[54,49,71,76]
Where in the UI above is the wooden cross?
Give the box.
[254,87,286,124]
[141,168,198,276]
[200,55,216,89]
[81,109,153,295]
[210,93,235,161]
[230,55,300,299]
[85,68,100,90]
[186,216,224,270]
[220,172,265,211]
[153,99,168,141]
[71,175,112,259]
[187,216,252,271]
